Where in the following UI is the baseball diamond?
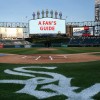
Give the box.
[0,52,100,64]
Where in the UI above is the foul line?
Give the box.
[35,56,41,60]
[49,56,53,60]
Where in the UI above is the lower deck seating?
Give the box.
[68,37,100,46]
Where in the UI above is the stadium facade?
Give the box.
[0,8,100,48]
[95,0,100,21]
[0,5,100,40]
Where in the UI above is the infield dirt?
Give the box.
[0,52,100,64]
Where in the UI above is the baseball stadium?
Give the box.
[0,0,100,100]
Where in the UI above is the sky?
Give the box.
[0,0,94,23]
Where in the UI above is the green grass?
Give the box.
[0,47,100,100]
[93,53,100,56]
[0,47,100,54]
[0,61,100,100]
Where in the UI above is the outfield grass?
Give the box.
[0,47,100,54]
[0,61,100,100]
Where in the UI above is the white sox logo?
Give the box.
[0,66,100,100]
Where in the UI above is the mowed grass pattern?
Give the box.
[0,47,100,54]
[0,61,100,100]
[0,47,100,100]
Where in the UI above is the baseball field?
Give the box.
[0,47,100,100]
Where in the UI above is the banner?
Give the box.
[73,27,93,36]
[0,44,4,48]
[24,45,31,48]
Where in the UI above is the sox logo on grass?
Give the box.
[0,66,100,100]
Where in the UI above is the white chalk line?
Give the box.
[21,55,67,60]
[49,56,53,60]
[53,55,67,59]
[35,56,41,60]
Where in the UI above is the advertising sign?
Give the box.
[73,27,93,36]
[24,45,31,48]
[29,18,66,34]
[0,44,3,48]
[0,27,23,38]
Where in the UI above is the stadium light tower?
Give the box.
[95,0,100,21]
